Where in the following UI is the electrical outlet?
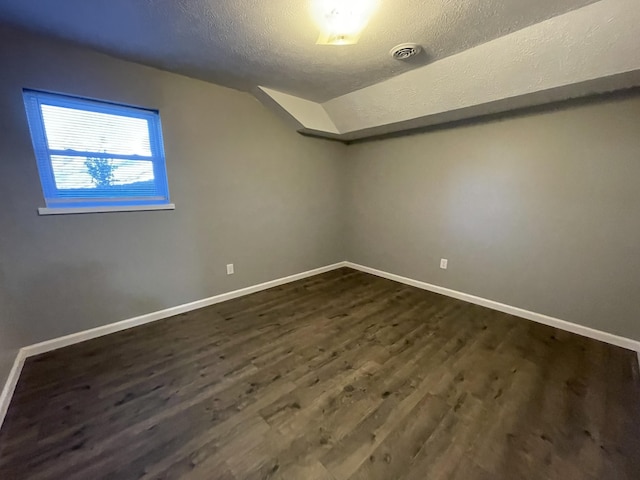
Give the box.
[440,258,448,270]
[226,264,234,275]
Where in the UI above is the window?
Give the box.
[23,90,173,215]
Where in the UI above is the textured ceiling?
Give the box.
[260,0,640,141]
[0,0,599,102]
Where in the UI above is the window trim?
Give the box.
[23,89,173,215]
[38,204,176,216]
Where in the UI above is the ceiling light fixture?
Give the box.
[311,0,379,46]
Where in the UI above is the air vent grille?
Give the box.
[390,43,421,60]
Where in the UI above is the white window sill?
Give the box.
[38,204,176,215]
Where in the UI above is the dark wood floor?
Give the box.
[1,268,639,479]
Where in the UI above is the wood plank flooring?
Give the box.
[1,267,639,479]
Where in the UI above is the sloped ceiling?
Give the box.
[261,0,640,141]
[0,0,638,141]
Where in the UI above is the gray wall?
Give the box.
[0,27,347,387]
[346,95,640,340]
[2,27,640,399]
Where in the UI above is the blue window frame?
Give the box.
[23,90,171,213]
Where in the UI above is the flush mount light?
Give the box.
[311,0,379,46]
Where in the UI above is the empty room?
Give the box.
[0,0,639,479]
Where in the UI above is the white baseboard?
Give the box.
[3,259,639,431]
[21,262,348,358]
[345,262,640,353]
[0,350,26,431]
[0,261,346,430]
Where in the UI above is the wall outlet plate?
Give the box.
[227,264,234,275]
[440,259,448,270]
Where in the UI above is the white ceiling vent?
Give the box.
[390,43,422,60]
